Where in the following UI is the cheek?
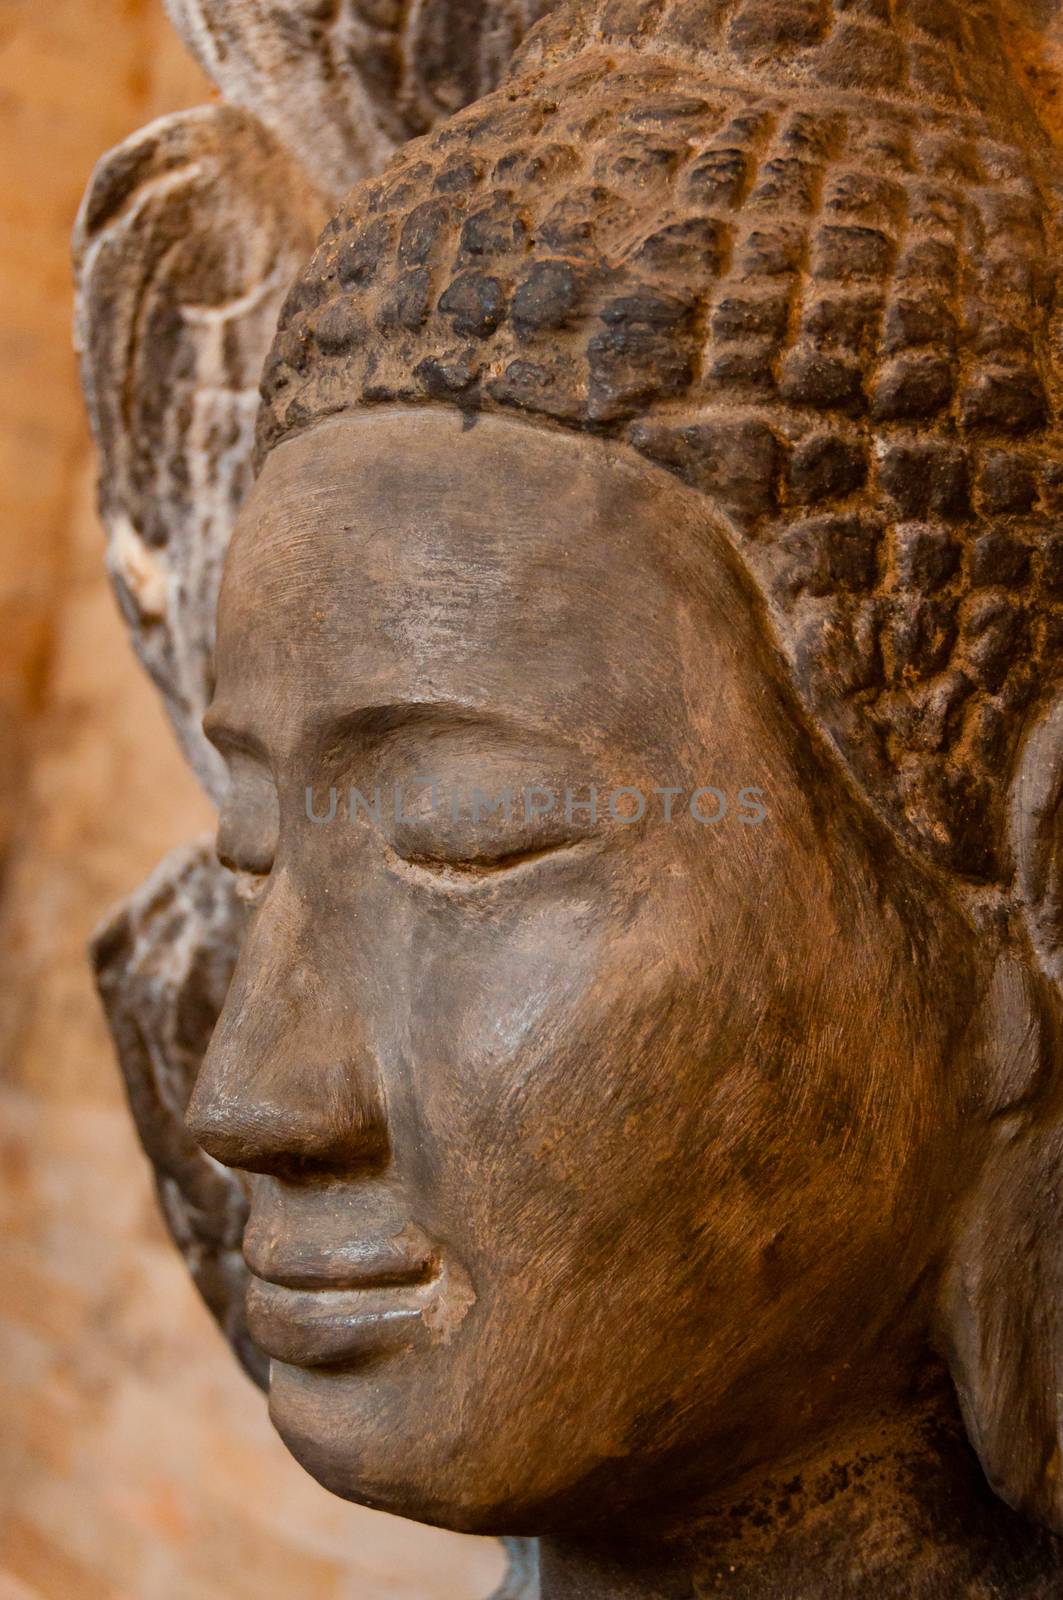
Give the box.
[399,864,722,1280]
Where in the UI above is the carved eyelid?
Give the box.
[390,833,597,883]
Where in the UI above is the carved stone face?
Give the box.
[193,407,975,1534]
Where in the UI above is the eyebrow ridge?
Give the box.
[315,700,551,748]
[205,698,581,764]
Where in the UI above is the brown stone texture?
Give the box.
[259,0,1063,886]
[165,0,558,200]
[0,5,503,1596]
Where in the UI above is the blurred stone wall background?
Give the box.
[0,5,503,1596]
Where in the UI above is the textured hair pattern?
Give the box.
[258,0,1063,883]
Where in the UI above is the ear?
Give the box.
[73,105,325,801]
[936,687,1063,1533]
[164,0,560,203]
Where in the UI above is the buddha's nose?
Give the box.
[186,887,390,1178]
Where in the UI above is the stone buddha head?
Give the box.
[181,0,1063,1590]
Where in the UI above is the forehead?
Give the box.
[213,409,749,765]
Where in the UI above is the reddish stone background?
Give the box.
[0,5,503,1595]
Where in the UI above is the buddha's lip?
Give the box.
[242,1222,439,1291]
[245,1274,431,1368]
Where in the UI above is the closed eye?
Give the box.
[392,836,592,883]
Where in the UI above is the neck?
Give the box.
[537,1375,1063,1599]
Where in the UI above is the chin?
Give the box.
[265,1359,534,1534]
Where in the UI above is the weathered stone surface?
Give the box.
[67,0,1063,1596]
[72,7,556,1595]
[75,0,570,807]
[0,443,504,1600]
[165,0,559,200]
[90,840,257,1381]
[257,3,1063,883]
[73,106,326,802]
[89,831,540,1597]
